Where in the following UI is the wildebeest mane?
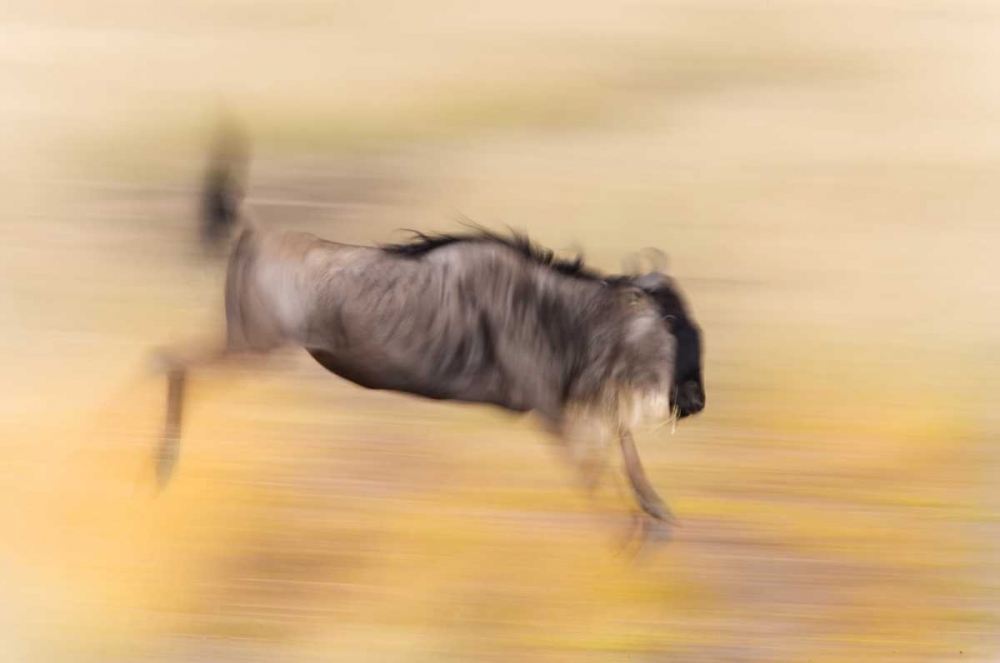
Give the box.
[382,226,604,281]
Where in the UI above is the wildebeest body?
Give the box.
[225,227,677,427]
[153,125,705,536]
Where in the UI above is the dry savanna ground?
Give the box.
[1,1,998,661]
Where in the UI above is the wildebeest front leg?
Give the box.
[618,428,676,524]
[553,434,612,497]
[539,412,612,497]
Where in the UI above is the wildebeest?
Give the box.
[152,126,706,532]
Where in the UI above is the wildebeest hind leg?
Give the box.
[156,366,186,488]
[150,341,261,490]
[150,343,228,489]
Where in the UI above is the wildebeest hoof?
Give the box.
[642,517,674,549]
[155,447,177,490]
[617,513,674,559]
[639,496,680,527]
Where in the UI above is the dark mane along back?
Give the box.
[382,227,604,280]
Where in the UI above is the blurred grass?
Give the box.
[1,362,991,661]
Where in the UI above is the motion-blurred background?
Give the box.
[2,1,998,661]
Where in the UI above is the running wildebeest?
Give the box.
[152,127,706,533]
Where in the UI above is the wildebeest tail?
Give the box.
[201,118,253,252]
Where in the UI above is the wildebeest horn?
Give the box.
[562,242,585,263]
[622,252,642,275]
[640,247,668,274]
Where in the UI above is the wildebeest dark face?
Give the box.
[632,273,705,419]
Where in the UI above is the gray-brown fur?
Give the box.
[153,128,706,534]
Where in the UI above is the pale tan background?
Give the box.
[1,1,998,661]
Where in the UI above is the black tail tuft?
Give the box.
[201,118,250,251]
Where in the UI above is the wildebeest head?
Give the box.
[629,263,705,421]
